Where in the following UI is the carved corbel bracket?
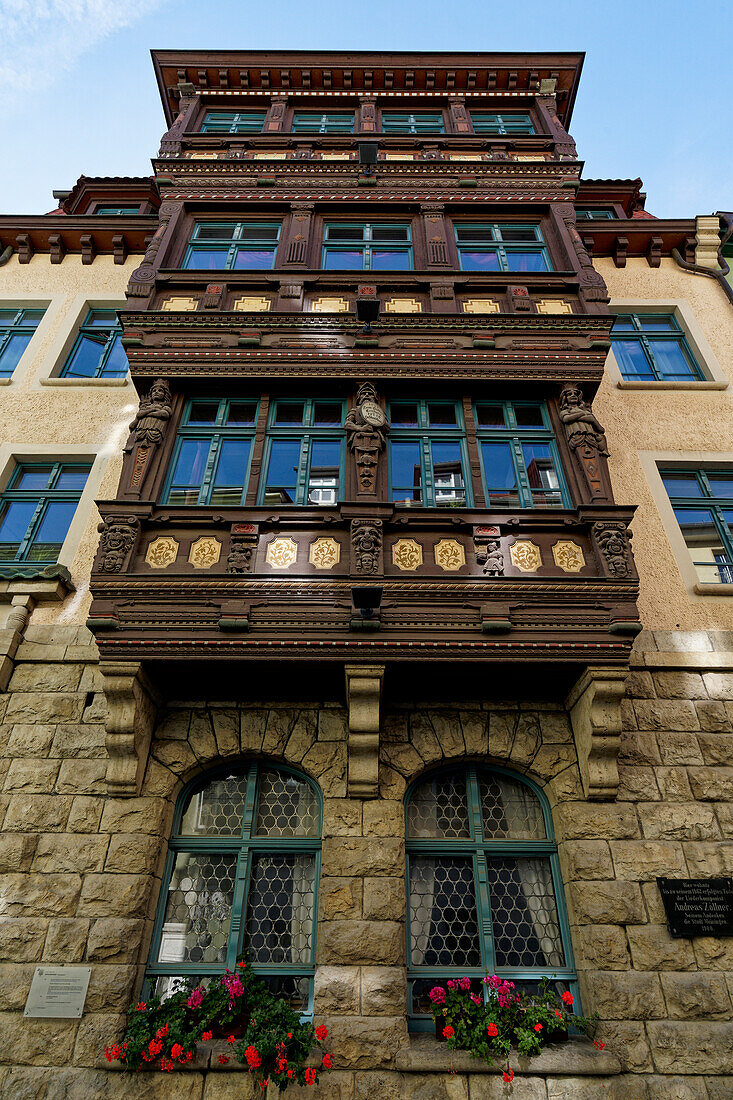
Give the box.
[101,661,159,797]
[566,666,627,801]
[344,664,384,799]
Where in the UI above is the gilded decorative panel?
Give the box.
[187,151,220,159]
[145,537,179,569]
[188,537,222,569]
[384,152,411,161]
[309,537,340,570]
[311,297,350,313]
[450,153,483,161]
[384,298,422,314]
[513,153,546,161]
[434,539,466,571]
[462,298,501,315]
[552,540,585,573]
[266,537,298,569]
[321,152,352,160]
[160,297,198,312]
[536,299,573,315]
[509,540,542,572]
[392,539,423,571]
[232,296,272,312]
[252,151,287,159]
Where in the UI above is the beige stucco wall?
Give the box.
[594,257,733,631]
[0,254,139,626]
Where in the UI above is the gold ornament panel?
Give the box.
[391,538,423,571]
[434,539,466,571]
[384,298,422,313]
[145,537,179,569]
[462,298,501,314]
[160,296,198,312]
[509,540,542,572]
[311,297,350,313]
[536,299,573,315]
[552,540,585,573]
[266,537,298,569]
[188,537,221,569]
[232,296,271,312]
[309,537,340,570]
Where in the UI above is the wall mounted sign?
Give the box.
[24,966,91,1018]
[657,877,733,938]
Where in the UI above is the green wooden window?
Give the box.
[93,205,140,216]
[261,399,345,506]
[475,401,567,509]
[381,112,445,134]
[61,309,128,379]
[322,223,412,271]
[0,308,44,378]
[146,764,321,1014]
[470,112,534,135]
[183,222,282,271]
[610,314,703,381]
[165,399,259,506]
[388,400,470,508]
[455,224,551,273]
[201,111,267,134]
[0,462,90,568]
[406,765,577,1030]
[575,208,616,221]
[291,112,354,133]
[660,468,733,585]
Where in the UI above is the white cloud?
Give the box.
[0,0,166,105]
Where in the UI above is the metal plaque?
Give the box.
[657,877,733,938]
[24,966,92,1018]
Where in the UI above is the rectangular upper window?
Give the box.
[611,314,704,381]
[200,111,267,134]
[381,112,445,134]
[455,224,550,273]
[322,223,412,271]
[388,400,469,508]
[0,462,90,567]
[470,112,534,135]
[262,398,345,506]
[291,112,354,133]
[661,468,733,585]
[94,205,140,216]
[575,208,616,220]
[475,401,567,509]
[61,309,128,379]
[183,222,281,271]
[165,398,259,507]
[0,308,44,378]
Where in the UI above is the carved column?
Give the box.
[534,96,577,159]
[284,202,314,266]
[126,201,184,302]
[421,202,451,267]
[345,383,389,499]
[345,664,384,798]
[358,96,377,132]
[566,667,627,800]
[448,97,471,133]
[101,661,159,797]
[264,95,288,132]
[554,203,608,307]
[158,83,199,156]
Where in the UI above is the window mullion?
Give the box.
[297,436,310,505]
[229,847,250,969]
[199,437,221,505]
[422,438,435,507]
[511,439,531,507]
[475,851,495,974]
[17,498,47,560]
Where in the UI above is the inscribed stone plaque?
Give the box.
[657,877,733,938]
[24,966,91,1018]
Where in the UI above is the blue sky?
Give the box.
[0,0,729,217]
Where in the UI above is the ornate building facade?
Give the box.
[0,51,730,1098]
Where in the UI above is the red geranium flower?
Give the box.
[442,1025,455,1039]
[237,960,247,968]
[305,1067,317,1085]
[322,1053,333,1068]
[561,991,574,1006]
[202,1030,213,1041]
[226,1034,236,1044]
[287,1069,294,1078]
[218,1054,229,1065]
[171,1043,184,1059]
[315,1024,328,1041]
[594,1039,605,1050]
[244,1046,261,1069]
[534,1023,543,1032]
[487,1023,499,1037]
[135,1002,147,1012]
[502,1069,515,1083]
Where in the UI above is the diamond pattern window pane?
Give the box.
[254,769,319,837]
[407,772,470,839]
[480,773,546,839]
[156,852,236,965]
[245,853,315,964]
[261,974,311,1011]
[409,855,481,967]
[180,773,249,836]
[487,857,564,968]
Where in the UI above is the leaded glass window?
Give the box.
[147,764,321,1013]
[406,765,576,1029]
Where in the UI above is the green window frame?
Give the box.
[405,764,577,1031]
[660,468,733,585]
[322,222,413,271]
[93,205,141,216]
[454,223,551,273]
[260,398,346,506]
[475,400,568,509]
[470,112,534,135]
[291,112,354,133]
[183,222,282,271]
[200,110,267,134]
[381,111,445,134]
[164,398,259,507]
[145,763,322,1015]
[388,399,470,508]
[61,309,128,379]
[610,313,704,382]
[575,208,616,221]
[0,308,44,378]
[0,461,90,569]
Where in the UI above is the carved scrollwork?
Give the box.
[97,515,140,574]
[556,202,607,301]
[344,382,389,496]
[350,519,383,576]
[592,521,633,578]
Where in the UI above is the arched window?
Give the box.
[147,763,321,1014]
[406,765,576,1029]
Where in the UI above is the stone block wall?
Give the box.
[0,625,731,1098]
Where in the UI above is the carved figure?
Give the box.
[128,379,172,449]
[344,382,389,495]
[477,539,504,576]
[593,522,631,578]
[98,516,139,573]
[559,384,609,457]
[351,519,383,575]
[227,540,255,574]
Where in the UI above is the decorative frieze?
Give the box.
[509,540,542,572]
